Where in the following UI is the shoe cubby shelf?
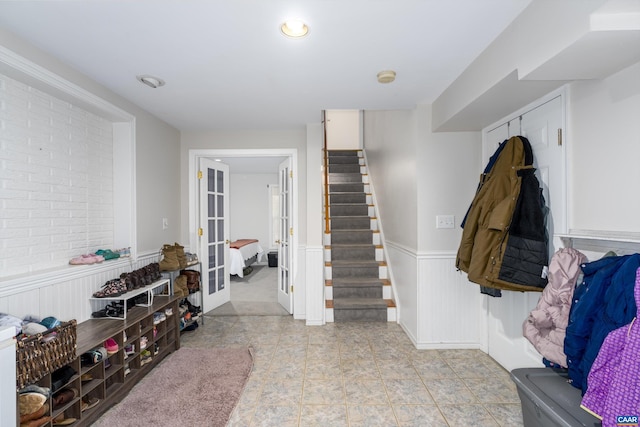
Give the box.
[16,295,181,426]
[89,279,171,320]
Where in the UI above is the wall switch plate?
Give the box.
[162,218,168,230]
[436,215,455,229]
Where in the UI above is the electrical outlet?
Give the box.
[162,218,168,230]
[436,215,455,229]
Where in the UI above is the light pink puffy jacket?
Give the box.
[523,247,587,367]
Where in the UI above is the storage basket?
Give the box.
[15,319,77,390]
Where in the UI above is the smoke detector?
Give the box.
[136,75,165,89]
[377,70,396,84]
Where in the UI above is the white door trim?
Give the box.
[188,148,299,315]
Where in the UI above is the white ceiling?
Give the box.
[0,0,532,131]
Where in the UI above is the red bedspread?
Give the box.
[230,239,259,249]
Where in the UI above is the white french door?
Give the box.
[484,94,565,371]
[198,158,230,313]
[277,158,293,313]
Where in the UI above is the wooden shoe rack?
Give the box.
[17,288,180,426]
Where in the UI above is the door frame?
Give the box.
[188,148,299,315]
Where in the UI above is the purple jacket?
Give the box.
[581,266,640,426]
[523,248,587,367]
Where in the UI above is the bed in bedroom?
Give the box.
[229,239,265,277]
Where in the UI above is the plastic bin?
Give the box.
[510,368,601,427]
[268,251,278,267]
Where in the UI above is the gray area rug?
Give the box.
[92,347,253,427]
[208,265,289,316]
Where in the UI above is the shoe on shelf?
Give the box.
[81,396,99,412]
[124,344,135,357]
[52,388,78,410]
[140,349,152,366]
[52,413,77,425]
[95,249,120,260]
[153,312,166,325]
[69,254,97,265]
[104,338,119,355]
[140,336,148,350]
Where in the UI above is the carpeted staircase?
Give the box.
[324,150,395,322]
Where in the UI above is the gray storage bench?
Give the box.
[511,368,601,427]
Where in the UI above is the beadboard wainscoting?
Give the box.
[304,245,324,325]
[386,242,485,350]
[0,251,160,324]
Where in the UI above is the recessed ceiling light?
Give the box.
[136,75,165,89]
[377,70,396,84]
[281,20,309,38]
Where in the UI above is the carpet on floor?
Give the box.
[92,347,253,427]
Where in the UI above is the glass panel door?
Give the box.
[199,158,230,313]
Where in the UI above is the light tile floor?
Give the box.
[180,315,524,427]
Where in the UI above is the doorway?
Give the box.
[188,149,298,316]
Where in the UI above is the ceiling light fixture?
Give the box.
[280,19,309,38]
[136,75,165,89]
[377,70,396,84]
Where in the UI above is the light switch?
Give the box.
[162,218,168,230]
[436,215,455,229]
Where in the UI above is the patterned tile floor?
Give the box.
[180,315,524,427]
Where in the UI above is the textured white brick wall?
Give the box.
[0,73,114,277]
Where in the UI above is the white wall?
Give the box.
[363,107,486,348]
[364,109,418,249]
[0,29,181,330]
[568,61,640,233]
[416,104,482,252]
[229,172,277,251]
[326,110,361,150]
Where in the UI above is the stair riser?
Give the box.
[331,247,375,260]
[330,231,372,244]
[333,287,382,299]
[331,265,379,278]
[328,156,361,165]
[334,308,387,322]
[330,193,366,204]
[330,205,368,216]
[328,164,362,174]
[329,174,363,184]
[329,183,365,193]
[328,150,360,157]
[330,217,370,230]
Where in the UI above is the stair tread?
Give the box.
[331,228,379,233]
[330,260,384,266]
[332,281,384,288]
[333,298,388,309]
[326,278,390,286]
[327,243,375,248]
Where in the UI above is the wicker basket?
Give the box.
[15,319,77,390]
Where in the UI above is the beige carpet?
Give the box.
[207,265,289,316]
[92,347,252,427]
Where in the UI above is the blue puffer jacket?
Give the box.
[565,253,640,393]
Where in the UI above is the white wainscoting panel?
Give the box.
[386,242,418,343]
[293,245,307,320]
[304,246,324,325]
[417,252,485,349]
[0,252,159,324]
